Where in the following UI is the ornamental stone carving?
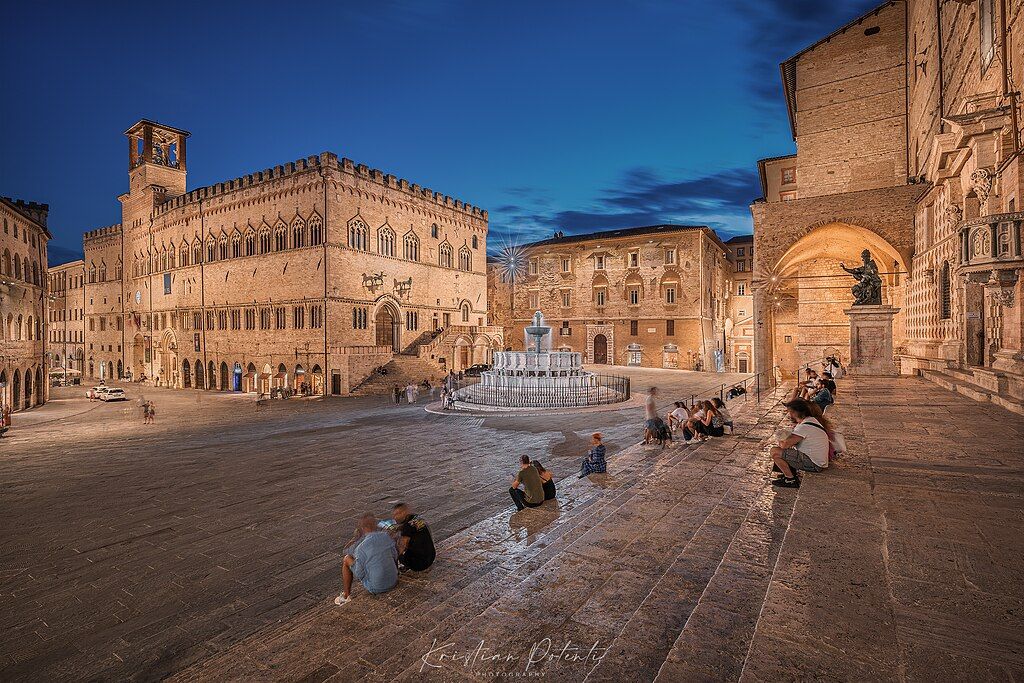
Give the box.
[970,168,993,205]
[945,204,962,229]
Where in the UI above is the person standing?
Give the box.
[509,455,545,511]
[405,383,416,404]
[643,387,659,444]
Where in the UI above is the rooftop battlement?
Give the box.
[1,196,50,229]
[83,224,123,242]
[151,151,487,221]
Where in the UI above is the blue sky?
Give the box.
[0,0,880,264]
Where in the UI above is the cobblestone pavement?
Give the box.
[0,368,750,680]
[6,374,1019,682]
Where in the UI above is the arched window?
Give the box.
[180,243,189,267]
[292,218,306,248]
[378,224,395,257]
[403,232,419,261]
[168,245,176,269]
[472,234,478,249]
[193,240,202,264]
[431,223,439,239]
[15,254,23,280]
[2,249,9,276]
[459,246,472,271]
[461,303,470,322]
[259,226,272,254]
[245,229,256,256]
[206,237,217,262]
[26,316,33,340]
[231,232,241,258]
[348,218,368,251]
[218,235,229,260]
[439,242,453,268]
[940,261,951,320]
[308,213,323,245]
[274,222,287,251]
[32,261,40,285]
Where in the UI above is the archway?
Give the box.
[35,367,42,406]
[116,359,123,380]
[766,221,907,377]
[275,363,288,390]
[0,370,6,412]
[12,369,21,411]
[207,361,216,390]
[220,362,229,391]
[593,334,608,364]
[260,364,272,396]
[233,362,242,392]
[311,364,324,394]
[158,330,178,387]
[195,359,205,389]
[454,336,472,370]
[244,362,257,392]
[24,369,33,408]
[295,364,306,394]
[374,302,401,351]
[182,359,192,388]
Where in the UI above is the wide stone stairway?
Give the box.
[168,377,1024,682]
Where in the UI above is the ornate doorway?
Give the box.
[375,303,401,351]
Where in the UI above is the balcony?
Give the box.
[959,212,1024,275]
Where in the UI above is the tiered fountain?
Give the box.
[454,311,630,409]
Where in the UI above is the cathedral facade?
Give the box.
[71,120,497,395]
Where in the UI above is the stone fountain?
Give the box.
[454,311,630,409]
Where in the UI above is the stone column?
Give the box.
[844,305,900,376]
[753,289,773,378]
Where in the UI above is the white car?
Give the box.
[100,388,127,402]
[86,386,110,399]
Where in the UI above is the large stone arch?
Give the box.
[372,296,403,351]
[757,220,909,378]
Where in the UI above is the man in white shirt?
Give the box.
[667,401,689,431]
[770,398,830,489]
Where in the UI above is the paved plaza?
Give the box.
[2,372,1023,681]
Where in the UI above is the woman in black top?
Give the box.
[532,460,556,500]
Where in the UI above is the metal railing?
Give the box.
[450,374,631,409]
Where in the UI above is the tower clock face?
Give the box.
[135,291,142,304]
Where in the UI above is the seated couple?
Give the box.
[335,503,436,605]
[509,455,557,511]
[667,398,731,442]
[770,398,832,489]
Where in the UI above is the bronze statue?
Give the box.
[841,249,882,306]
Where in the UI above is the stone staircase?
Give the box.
[348,354,444,397]
[167,386,795,682]
[919,367,1024,416]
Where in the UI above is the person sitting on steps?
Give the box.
[509,454,545,511]
[336,513,398,605]
[770,398,831,489]
[532,460,556,500]
[391,503,435,571]
[579,432,607,477]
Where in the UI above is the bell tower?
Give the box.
[123,120,189,205]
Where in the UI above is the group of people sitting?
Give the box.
[507,432,611,511]
[795,368,837,412]
[642,386,735,447]
[335,502,436,605]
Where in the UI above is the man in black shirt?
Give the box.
[392,503,436,571]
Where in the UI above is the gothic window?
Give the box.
[348,218,368,251]
[231,232,241,258]
[218,236,229,260]
[308,213,323,245]
[310,304,323,328]
[274,222,287,251]
[459,246,472,271]
[244,229,256,256]
[2,249,9,276]
[431,223,439,239]
[206,237,217,262]
[275,307,286,329]
[218,310,227,329]
[403,232,420,261]
[461,302,470,322]
[180,243,189,267]
[259,226,271,254]
[292,218,306,248]
[193,240,202,265]
[378,224,396,257]
[86,261,94,283]
[293,306,305,329]
[940,261,951,320]
[472,234,478,249]
[259,308,271,329]
[439,242,453,268]
[245,308,256,330]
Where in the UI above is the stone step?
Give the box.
[920,369,1024,417]
[167,387,794,682]
[349,356,444,396]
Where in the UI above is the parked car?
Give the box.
[463,364,492,377]
[100,388,127,402]
[86,386,109,399]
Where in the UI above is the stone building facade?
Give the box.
[63,119,496,395]
[47,260,86,382]
[492,225,730,371]
[725,235,754,373]
[0,197,50,412]
[751,0,1023,395]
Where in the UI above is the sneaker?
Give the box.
[334,594,351,606]
[772,477,800,489]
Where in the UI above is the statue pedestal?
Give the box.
[844,305,900,376]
